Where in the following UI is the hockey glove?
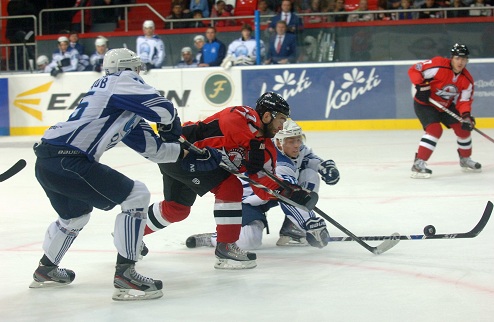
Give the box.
[414,81,431,103]
[461,112,475,131]
[278,182,313,208]
[318,160,340,185]
[158,111,182,142]
[181,147,222,172]
[304,217,329,248]
[243,139,265,174]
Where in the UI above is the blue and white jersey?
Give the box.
[227,37,265,64]
[136,35,165,68]
[242,143,323,206]
[47,47,80,72]
[41,70,181,163]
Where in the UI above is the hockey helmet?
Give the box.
[255,92,290,118]
[95,36,108,47]
[36,55,49,67]
[451,43,469,57]
[103,48,142,75]
[275,119,303,140]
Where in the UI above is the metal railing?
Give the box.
[0,15,38,73]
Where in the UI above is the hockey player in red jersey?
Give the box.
[144,92,314,269]
[408,43,481,179]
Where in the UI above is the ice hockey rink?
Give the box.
[1,129,493,322]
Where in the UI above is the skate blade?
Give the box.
[276,236,309,247]
[461,167,482,173]
[29,280,72,289]
[112,288,163,301]
[410,171,431,179]
[214,257,257,270]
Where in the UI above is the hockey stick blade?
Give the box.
[0,159,27,182]
[178,138,316,212]
[327,201,493,242]
[259,168,399,254]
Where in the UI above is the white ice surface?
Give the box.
[0,130,493,322]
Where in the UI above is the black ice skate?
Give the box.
[411,154,432,179]
[113,263,163,301]
[276,216,309,246]
[29,263,75,288]
[459,156,482,173]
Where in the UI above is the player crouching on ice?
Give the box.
[186,119,340,250]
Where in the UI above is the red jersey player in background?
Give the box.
[408,43,481,179]
[144,92,315,269]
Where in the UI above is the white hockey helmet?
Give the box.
[275,119,304,141]
[103,48,142,75]
[95,36,108,47]
[36,55,49,66]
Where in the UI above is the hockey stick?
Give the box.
[0,159,27,182]
[429,97,494,144]
[260,169,400,255]
[327,200,493,242]
[178,138,318,212]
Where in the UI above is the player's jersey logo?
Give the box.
[227,147,245,168]
[435,84,458,100]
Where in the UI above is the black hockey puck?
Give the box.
[423,225,436,237]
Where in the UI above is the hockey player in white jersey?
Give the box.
[186,119,340,250]
[221,24,265,68]
[136,20,165,70]
[29,48,221,301]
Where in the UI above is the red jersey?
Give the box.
[182,106,278,199]
[408,56,475,114]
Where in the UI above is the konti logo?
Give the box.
[13,81,53,120]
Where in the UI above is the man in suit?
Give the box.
[268,0,304,35]
[264,20,297,64]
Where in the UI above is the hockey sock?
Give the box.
[417,123,442,160]
[40,254,55,266]
[144,201,190,235]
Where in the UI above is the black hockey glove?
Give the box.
[158,111,182,142]
[318,160,340,185]
[277,182,312,207]
[181,146,222,172]
[243,139,265,174]
[414,81,431,103]
[304,217,329,248]
[461,112,475,131]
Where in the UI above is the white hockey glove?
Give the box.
[318,160,340,185]
[304,217,329,248]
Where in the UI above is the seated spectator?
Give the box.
[36,55,50,73]
[333,0,348,22]
[191,9,207,27]
[257,0,275,26]
[190,0,210,17]
[449,0,469,17]
[301,0,328,24]
[268,0,304,35]
[176,47,199,67]
[199,27,226,67]
[394,0,416,19]
[347,0,375,21]
[68,31,85,55]
[418,0,443,18]
[264,20,297,64]
[166,2,194,29]
[222,24,265,68]
[210,0,235,26]
[136,20,165,70]
[469,0,492,16]
[46,36,80,77]
[89,36,109,72]
[376,0,392,20]
[193,34,205,62]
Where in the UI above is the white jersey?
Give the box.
[41,70,181,163]
[226,37,265,65]
[47,47,80,72]
[136,35,165,68]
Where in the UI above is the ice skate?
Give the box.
[112,263,163,301]
[276,217,309,246]
[214,242,257,269]
[410,154,432,179]
[186,233,214,248]
[29,263,75,288]
[459,156,482,173]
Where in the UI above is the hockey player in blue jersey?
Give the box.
[29,48,221,301]
[186,119,340,250]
